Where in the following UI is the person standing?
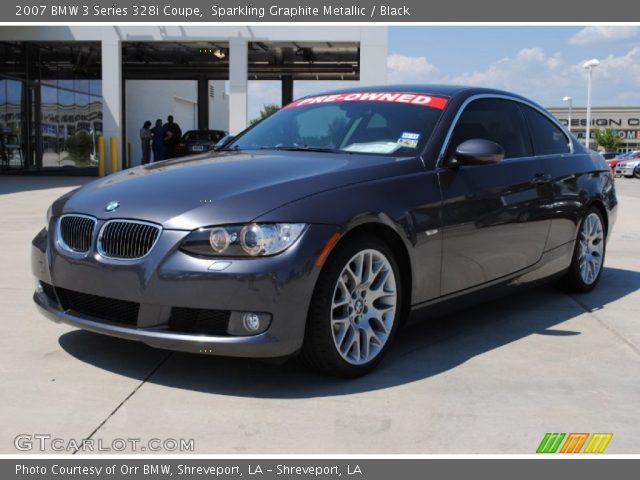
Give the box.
[150,119,171,162]
[163,115,182,159]
[140,121,152,165]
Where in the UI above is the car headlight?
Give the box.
[180,223,307,257]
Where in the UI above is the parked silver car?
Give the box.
[615,159,640,177]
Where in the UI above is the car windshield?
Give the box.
[228,92,449,156]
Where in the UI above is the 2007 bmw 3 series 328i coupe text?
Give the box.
[32,85,617,377]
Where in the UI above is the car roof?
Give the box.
[302,84,530,101]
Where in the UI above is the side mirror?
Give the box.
[450,139,505,166]
[213,134,235,151]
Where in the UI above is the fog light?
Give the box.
[227,311,272,336]
[243,313,261,332]
[35,280,43,294]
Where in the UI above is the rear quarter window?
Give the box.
[520,105,571,156]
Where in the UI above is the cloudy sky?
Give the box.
[247,26,640,120]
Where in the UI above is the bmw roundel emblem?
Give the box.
[105,201,120,212]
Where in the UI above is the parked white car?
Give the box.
[615,159,640,177]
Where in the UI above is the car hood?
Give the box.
[59,150,421,230]
[620,159,640,166]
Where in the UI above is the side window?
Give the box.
[447,98,532,160]
[520,105,571,155]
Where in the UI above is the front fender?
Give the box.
[254,171,443,305]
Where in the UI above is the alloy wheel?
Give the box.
[578,212,604,285]
[330,249,398,365]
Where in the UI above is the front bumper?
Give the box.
[614,165,638,176]
[32,222,337,358]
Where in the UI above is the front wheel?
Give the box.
[557,207,606,293]
[301,236,402,377]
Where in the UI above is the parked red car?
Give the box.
[607,151,640,171]
[608,158,625,169]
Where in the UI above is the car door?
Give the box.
[437,97,553,295]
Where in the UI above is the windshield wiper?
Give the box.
[259,145,344,153]
[216,144,240,152]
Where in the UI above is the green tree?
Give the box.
[249,104,280,125]
[594,128,623,152]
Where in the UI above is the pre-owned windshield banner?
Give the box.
[1,0,636,22]
[283,92,449,110]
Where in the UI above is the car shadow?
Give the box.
[58,267,640,398]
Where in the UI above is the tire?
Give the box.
[300,235,403,377]
[557,207,606,293]
[634,168,640,179]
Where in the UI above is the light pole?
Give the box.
[583,58,600,149]
[562,96,573,133]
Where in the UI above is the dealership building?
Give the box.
[547,106,640,152]
[0,26,387,174]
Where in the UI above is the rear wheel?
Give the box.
[301,236,402,377]
[557,207,606,293]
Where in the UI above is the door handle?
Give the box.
[531,173,552,184]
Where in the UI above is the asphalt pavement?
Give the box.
[1,175,638,454]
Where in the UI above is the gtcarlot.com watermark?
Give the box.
[14,434,195,452]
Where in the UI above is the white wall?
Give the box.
[359,27,388,86]
[209,80,230,132]
[125,80,197,166]
[173,97,197,135]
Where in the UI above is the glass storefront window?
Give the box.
[41,84,60,167]
[0,79,25,170]
[39,84,102,168]
[1,41,101,172]
[90,80,102,97]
